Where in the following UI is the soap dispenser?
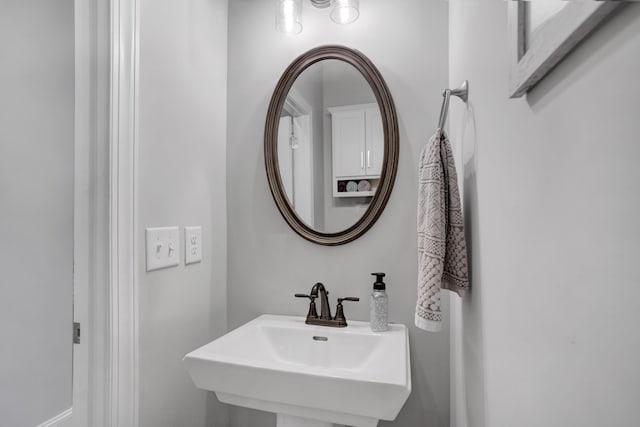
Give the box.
[369,272,388,332]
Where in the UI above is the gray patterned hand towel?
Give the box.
[415,129,469,332]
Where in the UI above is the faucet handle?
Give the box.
[337,297,359,303]
[295,293,318,320]
[334,297,360,326]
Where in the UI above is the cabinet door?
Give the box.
[332,109,366,177]
[365,107,384,177]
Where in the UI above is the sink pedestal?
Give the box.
[216,391,379,427]
[277,414,337,427]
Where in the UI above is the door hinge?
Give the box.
[73,322,81,344]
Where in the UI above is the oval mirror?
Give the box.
[265,45,399,245]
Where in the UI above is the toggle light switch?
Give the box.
[185,226,202,265]
[145,227,180,271]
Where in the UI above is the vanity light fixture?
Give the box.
[310,0,331,8]
[276,0,303,35]
[276,0,359,35]
[330,0,359,25]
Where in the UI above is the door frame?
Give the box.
[73,0,140,426]
[282,89,314,227]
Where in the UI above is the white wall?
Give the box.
[136,1,229,426]
[227,1,450,426]
[0,1,74,425]
[449,2,640,427]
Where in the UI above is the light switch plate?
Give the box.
[185,226,202,265]
[145,227,180,272]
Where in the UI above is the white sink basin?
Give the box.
[183,314,411,427]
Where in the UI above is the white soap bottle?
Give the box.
[369,272,388,332]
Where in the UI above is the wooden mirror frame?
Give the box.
[265,45,399,246]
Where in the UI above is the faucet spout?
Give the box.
[310,282,332,320]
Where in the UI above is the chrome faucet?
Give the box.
[295,282,359,328]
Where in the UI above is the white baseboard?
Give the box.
[37,407,72,427]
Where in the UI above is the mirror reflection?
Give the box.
[277,59,382,233]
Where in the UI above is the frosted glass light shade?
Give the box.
[276,0,303,34]
[330,0,359,25]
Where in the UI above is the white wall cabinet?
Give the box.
[328,103,383,197]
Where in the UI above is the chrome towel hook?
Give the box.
[437,80,469,130]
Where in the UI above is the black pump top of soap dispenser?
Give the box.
[371,272,386,290]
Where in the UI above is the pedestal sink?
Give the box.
[183,314,411,427]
